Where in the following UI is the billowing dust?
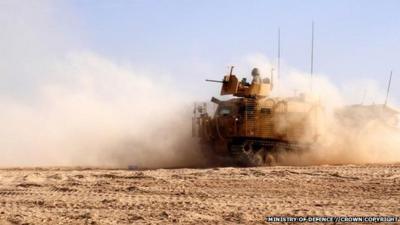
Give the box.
[0,52,205,168]
[272,70,400,165]
[2,54,398,168]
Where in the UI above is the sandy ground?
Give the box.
[0,164,399,225]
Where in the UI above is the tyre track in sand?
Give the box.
[0,164,399,225]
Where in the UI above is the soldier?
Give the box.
[251,67,261,84]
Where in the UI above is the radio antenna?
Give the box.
[270,67,274,90]
[277,27,281,80]
[310,21,315,92]
[384,70,393,106]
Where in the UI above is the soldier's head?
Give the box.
[251,68,260,77]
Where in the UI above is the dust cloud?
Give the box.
[2,48,398,167]
[0,1,205,168]
[295,104,400,165]
[0,52,205,168]
[268,66,400,165]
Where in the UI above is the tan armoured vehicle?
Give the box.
[192,67,323,166]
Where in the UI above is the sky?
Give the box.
[1,0,400,102]
[72,1,400,76]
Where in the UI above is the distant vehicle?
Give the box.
[192,67,323,166]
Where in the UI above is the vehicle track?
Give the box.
[0,165,399,224]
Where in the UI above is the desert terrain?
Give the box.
[0,164,399,225]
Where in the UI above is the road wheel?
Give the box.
[264,152,276,166]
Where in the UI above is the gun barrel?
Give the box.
[205,79,223,83]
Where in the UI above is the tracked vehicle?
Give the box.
[192,67,323,166]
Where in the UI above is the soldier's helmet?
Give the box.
[251,68,260,77]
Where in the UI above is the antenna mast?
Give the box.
[277,28,281,80]
[310,21,315,92]
[270,67,274,89]
[384,70,393,106]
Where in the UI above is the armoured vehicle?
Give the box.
[192,67,323,166]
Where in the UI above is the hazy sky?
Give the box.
[71,1,399,75]
[1,0,400,102]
